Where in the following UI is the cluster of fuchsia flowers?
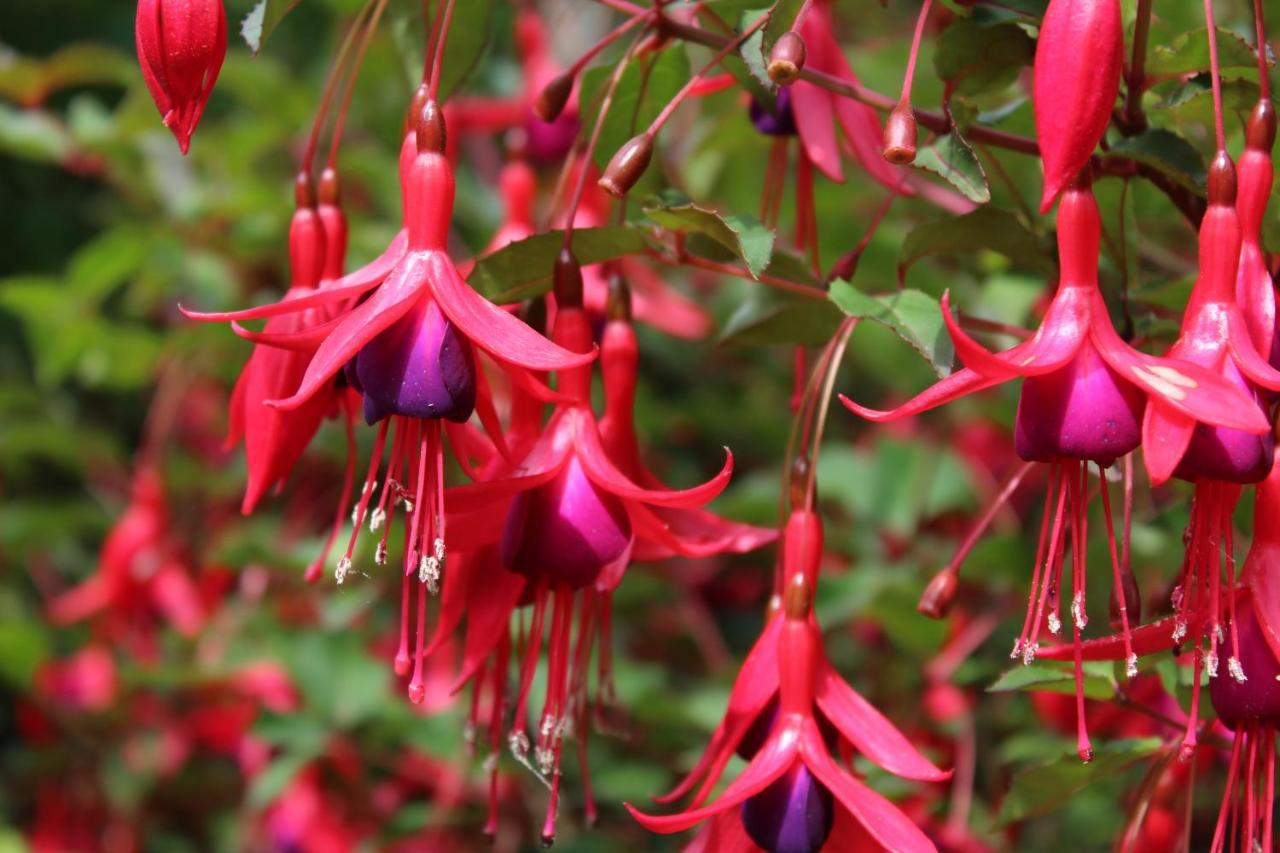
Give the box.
[84,0,1280,848]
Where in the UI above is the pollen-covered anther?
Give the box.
[1009,639,1022,659]
[1125,654,1138,679]
[1172,620,1188,643]
[419,555,440,593]
[1071,592,1088,630]
[1021,643,1038,665]
[335,556,352,584]
[509,730,530,759]
[535,746,554,776]
[1229,657,1247,683]
[464,721,476,747]
[433,537,445,562]
[374,541,388,566]
[1048,612,1062,635]
[482,752,498,774]
[369,508,386,532]
[1207,651,1220,678]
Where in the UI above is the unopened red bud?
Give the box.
[783,573,812,619]
[828,249,861,283]
[135,0,227,154]
[318,167,340,205]
[535,72,575,123]
[599,133,653,198]
[1207,151,1237,205]
[882,101,917,165]
[553,248,584,307]
[1108,566,1140,633]
[917,568,958,619]
[293,171,314,208]
[416,99,447,154]
[605,271,632,321]
[1246,99,1277,152]
[768,32,806,85]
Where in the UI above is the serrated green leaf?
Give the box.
[1147,26,1270,77]
[241,0,304,54]
[468,227,649,303]
[1105,128,1206,195]
[996,738,1164,825]
[911,131,990,203]
[828,281,954,375]
[899,207,1051,282]
[645,190,775,277]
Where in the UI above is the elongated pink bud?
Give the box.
[135,0,227,155]
[1032,0,1122,211]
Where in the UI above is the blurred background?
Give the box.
[2,0,1276,850]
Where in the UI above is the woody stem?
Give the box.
[1122,0,1152,131]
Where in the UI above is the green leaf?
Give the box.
[468,227,649,303]
[719,287,841,346]
[241,0,304,54]
[1147,26,1270,77]
[899,208,1051,282]
[933,21,1034,97]
[996,738,1164,825]
[988,661,1118,701]
[829,281,954,376]
[911,131,990,203]
[1159,75,1262,127]
[0,44,133,105]
[1104,128,1206,195]
[644,190,775,277]
[0,104,74,163]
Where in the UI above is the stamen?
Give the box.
[335,555,352,584]
[1230,656,1248,683]
[368,507,386,531]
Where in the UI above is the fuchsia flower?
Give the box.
[135,0,227,154]
[842,175,1267,759]
[1235,100,1277,366]
[224,173,342,515]
[417,258,739,841]
[629,506,948,852]
[1033,0,1122,211]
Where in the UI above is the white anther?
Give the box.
[434,537,446,562]
[1206,652,1219,678]
[419,555,440,593]
[509,730,529,758]
[1172,620,1187,643]
[1125,654,1138,679]
[482,753,498,774]
[374,541,388,566]
[1010,639,1022,660]
[1048,612,1062,636]
[369,508,386,532]
[1071,592,1088,631]
[1170,585,1184,609]
[335,556,352,585]
[1021,643,1037,665]
[535,746,554,776]
[1230,657,1247,683]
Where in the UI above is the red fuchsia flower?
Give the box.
[842,175,1268,760]
[1032,0,1122,211]
[224,174,338,515]
[135,0,227,155]
[629,505,949,852]
[1235,100,1277,364]
[418,256,735,842]
[33,646,118,714]
[49,466,205,656]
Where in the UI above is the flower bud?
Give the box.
[135,0,228,155]
[882,100,917,165]
[605,271,632,322]
[1246,99,1277,153]
[1208,151,1238,206]
[767,32,807,85]
[599,133,653,198]
[535,72,575,123]
[293,171,314,209]
[917,567,958,619]
[783,573,812,620]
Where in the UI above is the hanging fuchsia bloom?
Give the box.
[421,258,733,842]
[1033,0,1122,211]
[1235,101,1277,363]
[842,175,1267,760]
[135,0,227,154]
[224,175,337,515]
[630,506,948,852]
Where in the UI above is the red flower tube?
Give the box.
[135,0,227,154]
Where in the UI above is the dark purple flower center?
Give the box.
[355,298,476,425]
[1014,343,1144,465]
[740,765,835,853]
[499,456,632,589]
[1209,600,1280,728]
[1175,360,1274,484]
[749,89,797,137]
